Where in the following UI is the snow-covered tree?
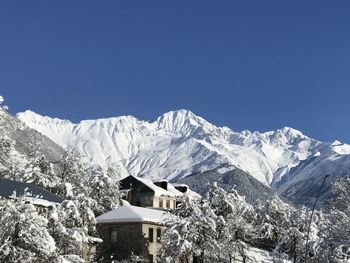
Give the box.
[256,195,294,250]
[0,196,56,263]
[316,175,350,262]
[274,208,324,263]
[47,199,101,261]
[203,183,257,262]
[159,194,219,263]
[58,150,122,214]
[160,183,258,263]
[331,175,350,217]
[22,153,59,190]
[89,165,122,215]
[0,192,101,263]
[59,150,90,198]
[0,133,28,181]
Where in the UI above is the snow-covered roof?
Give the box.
[0,178,64,204]
[172,183,201,199]
[96,204,173,224]
[132,176,177,197]
[166,183,185,196]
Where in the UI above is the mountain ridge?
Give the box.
[17,108,350,204]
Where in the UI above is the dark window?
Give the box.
[156,228,161,243]
[149,254,154,262]
[159,198,163,207]
[148,227,154,243]
[166,199,170,209]
[110,228,118,243]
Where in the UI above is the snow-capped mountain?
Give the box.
[17,109,350,201]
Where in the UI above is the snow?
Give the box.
[16,109,350,192]
[166,183,185,196]
[172,183,201,199]
[332,143,350,155]
[246,247,291,263]
[96,204,173,224]
[134,176,176,197]
[217,165,236,174]
[22,197,59,207]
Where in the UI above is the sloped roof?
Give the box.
[0,178,64,204]
[135,176,176,197]
[120,175,197,198]
[166,183,185,196]
[121,175,176,197]
[96,204,173,224]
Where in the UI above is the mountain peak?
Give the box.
[159,109,197,120]
[279,126,306,138]
[156,109,213,135]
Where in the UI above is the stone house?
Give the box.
[96,203,172,262]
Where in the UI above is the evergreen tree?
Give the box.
[89,165,122,215]
[0,196,56,263]
[160,183,257,263]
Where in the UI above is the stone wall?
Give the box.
[97,222,149,261]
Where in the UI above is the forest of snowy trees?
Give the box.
[160,179,350,263]
[0,120,122,262]
[0,99,350,263]
[162,177,350,262]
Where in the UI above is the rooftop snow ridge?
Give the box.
[133,176,181,197]
[96,204,173,224]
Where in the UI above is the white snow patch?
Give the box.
[96,204,174,224]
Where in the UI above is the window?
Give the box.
[159,198,163,208]
[148,227,154,243]
[110,228,118,243]
[149,254,154,262]
[166,199,170,209]
[156,228,161,243]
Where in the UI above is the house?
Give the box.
[0,177,64,213]
[119,175,184,210]
[96,203,173,262]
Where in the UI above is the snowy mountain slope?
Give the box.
[17,109,350,197]
[176,165,276,205]
[0,107,64,163]
[274,141,350,206]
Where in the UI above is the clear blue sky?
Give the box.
[1,1,350,142]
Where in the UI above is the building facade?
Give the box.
[96,204,170,262]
